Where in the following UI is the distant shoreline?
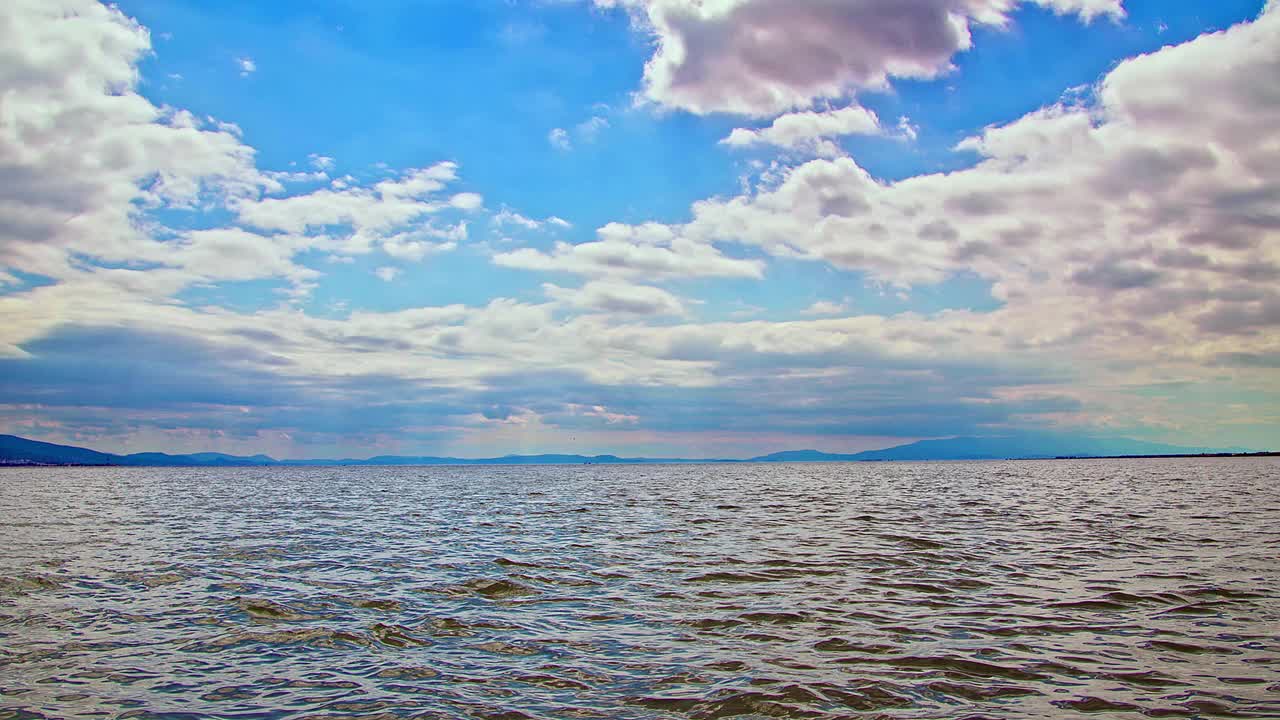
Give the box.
[1052,452,1280,460]
[3,433,1272,468]
[3,452,1277,468]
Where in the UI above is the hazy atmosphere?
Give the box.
[3,0,1279,458]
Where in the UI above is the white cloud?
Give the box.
[801,300,849,316]
[264,169,328,185]
[374,266,401,282]
[0,0,491,348]
[596,0,1124,116]
[493,209,542,230]
[492,208,574,231]
[380,225,464,262]
[450,192,484,211]
[236,162,470,259]
[567,403,640,425]
[308,153,335,171]
[210,118,243,136]
[548,127,572,151]
[172,228,319,284]
[549,116,610,151]
[0,0,277,279]
[1039,0,1128,19]
[494,222,764,279]
[656,3,1280,369]
[896,116,919,142]
[544,280,686,316]
[576,115,610,143]
[723,105,881,156]
[236,57,256,77]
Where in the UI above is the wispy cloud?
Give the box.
[801,300,849,316]
[307,153,334,171]
[548,127,571,151]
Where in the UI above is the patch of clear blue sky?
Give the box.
[117,0,1266,319]
[0,270,57,297]
[682,257,1004,322]
[177,278,293,313]
[301,248,552,316]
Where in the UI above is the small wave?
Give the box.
[233,597,319,621]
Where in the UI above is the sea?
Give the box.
[1,458,1278,719]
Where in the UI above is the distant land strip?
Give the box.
[1055,452,1280,460]
[0,433,1273,467]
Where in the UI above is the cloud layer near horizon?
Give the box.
[0,0,1276,457]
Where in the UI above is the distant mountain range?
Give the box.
[0,432,1266,467]
[750,435,1258,462]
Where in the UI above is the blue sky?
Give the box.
[1,0,1277,457]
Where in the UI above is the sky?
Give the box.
[1,0,1277,459]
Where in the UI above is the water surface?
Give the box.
[2,459,1278,718]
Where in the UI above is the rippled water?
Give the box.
[1,459,1278,719]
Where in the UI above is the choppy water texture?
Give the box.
[2,459,1279,719]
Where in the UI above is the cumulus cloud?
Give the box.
[173,228,320,284]
[494,222,764,279]
[236,57,256,77]
[723,105,881,156]
[544,280,686,316]
[380,224,465,262]
[624,3,1280,375]
[236,162,474,259]
[450,192,484,211]
[596,0,1124,116]
[0,0,277,281]
[0,0,487,357]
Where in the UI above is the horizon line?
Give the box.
[1,432,1273,466]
